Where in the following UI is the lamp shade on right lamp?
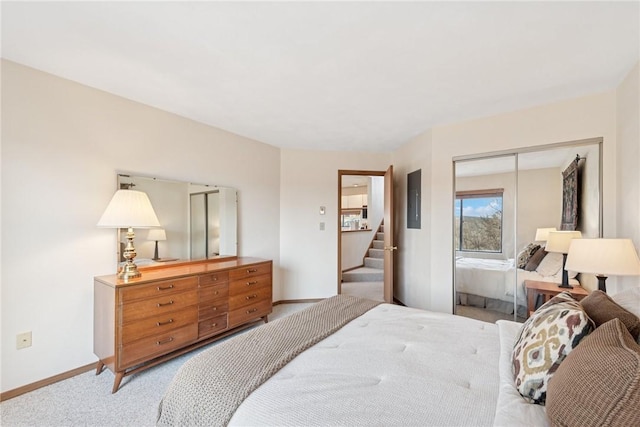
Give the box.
[565,238,640,292]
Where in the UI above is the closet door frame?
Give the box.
[452,137,603,321]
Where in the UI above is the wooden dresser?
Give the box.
[94,257,272,393]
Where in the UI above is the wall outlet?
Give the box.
[319,222,325,231]
[16,331,32,349]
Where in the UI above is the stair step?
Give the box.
[364,257,384,269]
[372,240,384,249]
[342,267,384,282]
[368,248,384,259]
[376,232,384,240]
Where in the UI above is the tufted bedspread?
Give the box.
[230,303,503,426]
[159,297,545,426]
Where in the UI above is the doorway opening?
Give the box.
[338,167,395,303]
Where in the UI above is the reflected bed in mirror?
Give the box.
[116,174,238,270]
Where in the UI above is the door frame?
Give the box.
[338,169,393,301]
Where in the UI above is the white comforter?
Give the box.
[455,257,577,308]
[229,303,546,426]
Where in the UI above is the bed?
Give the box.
[156,295,549,426]
[455,253,578,317]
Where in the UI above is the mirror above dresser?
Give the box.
[116,174,238,269]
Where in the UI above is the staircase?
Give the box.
[342,224,384,282]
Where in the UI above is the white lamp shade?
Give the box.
[534,227,557,242]
[147,228,167,241]
[545,230,582,254]
[565,239,640,276]
[97,190,160,228]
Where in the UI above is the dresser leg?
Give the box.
[112,372,124,394]
[263,315,269,323]
[95,361,105,375]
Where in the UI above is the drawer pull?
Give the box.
[247,268,258,273]
[157,300,174,307]
[246,294,258,300]
[156,319,174,326]
[210,276,218,281]
[246,281,258,286]
[212,307,217,311]
[214,291,219,295]
[157,284,174,291]
[246,308,258,314]
[156,337,174,345]
[211,322,218,327]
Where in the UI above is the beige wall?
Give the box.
[392,131,432,307]
[616,62,640,290]
[394,90,618,312]
[1,60,281,392]
[278,149,390,301]
[517,167,562,248]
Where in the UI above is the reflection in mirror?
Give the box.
[454,155,518,323]
[116,174,237,268]
[453,139,602,324]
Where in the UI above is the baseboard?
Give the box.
[0,362,95,402]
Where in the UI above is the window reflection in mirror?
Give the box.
[116,174,237,268]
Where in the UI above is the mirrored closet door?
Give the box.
[453,138,602,323]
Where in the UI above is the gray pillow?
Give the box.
[524,249,547,272]
[517,243,541,269]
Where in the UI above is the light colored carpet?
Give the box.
[0,303,312,427]
[341,280,384,302]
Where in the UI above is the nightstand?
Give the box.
[525,280,589,317]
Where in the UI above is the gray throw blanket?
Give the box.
[156,295,382,426]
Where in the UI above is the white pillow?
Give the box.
[612,287,640,318]
[535,252,563,277]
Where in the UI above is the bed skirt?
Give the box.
[457,291,527,318]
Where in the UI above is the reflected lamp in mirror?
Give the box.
[565,239,640,293]
[534,227,557,242]
[147,228,167,261]
[97,190,161,281]
[546,230,582,288]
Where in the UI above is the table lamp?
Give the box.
[97,189,160,280]
[534,227,557,242]
[565,238,640,292]
[545,230,582,288]
[147,228,167,261]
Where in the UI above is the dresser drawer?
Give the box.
[120,277,198,303]
[228,299,272,328]
[198,300,229,320]
[121,290,198,323]
[199,271,229,286]
[199,282,229,302]
[118,323,198,369]
[198,314,228,338]
[229,286,272,311]
[229,262,272,280]
[120,307,198,344]
[229,274,271,296]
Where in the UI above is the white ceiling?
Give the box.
[2,1,638,152]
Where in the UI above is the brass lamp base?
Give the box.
[118,260,142,281]
[119,227,142,281]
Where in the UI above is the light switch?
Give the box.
[320,206,326,215]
